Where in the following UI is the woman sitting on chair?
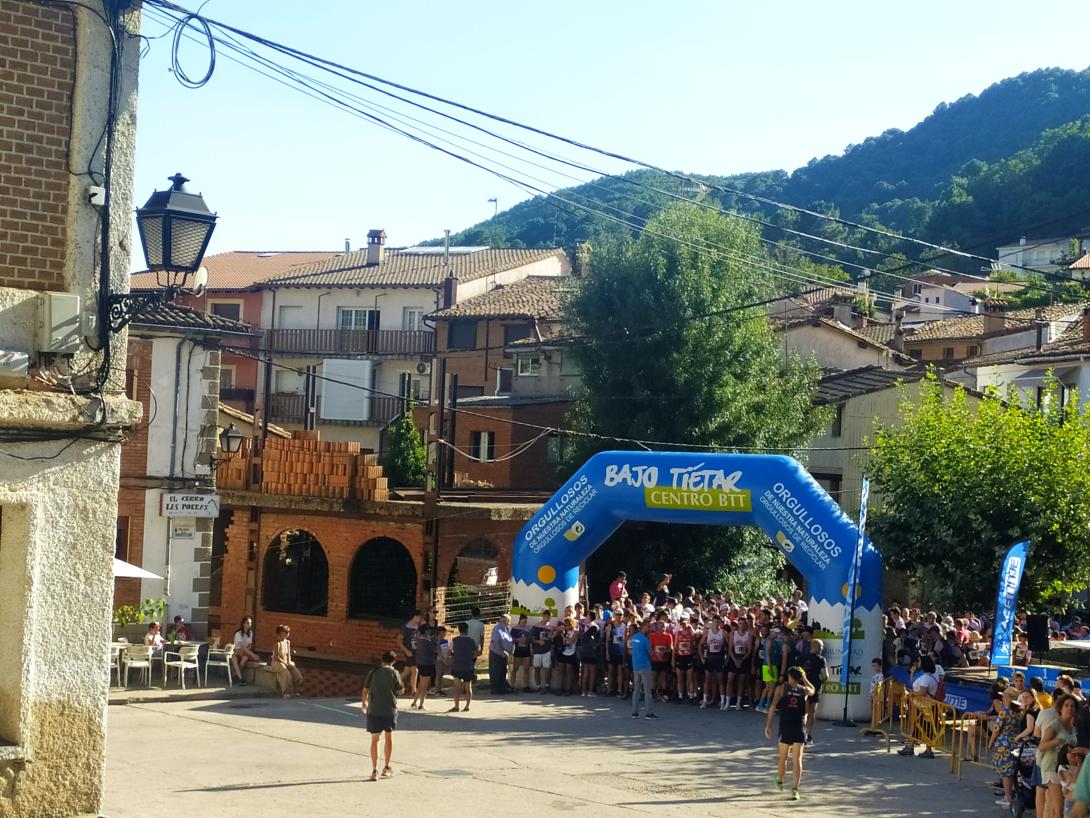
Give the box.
[231,616,262,685]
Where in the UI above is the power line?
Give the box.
[142,0,1090,305]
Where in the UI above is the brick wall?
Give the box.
[114,339,153,608]
[0,2,75,291]
[217,508,427,664]
[450,401,570,490]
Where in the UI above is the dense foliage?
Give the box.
[868,376,1090,610]
[438,68,1090,288]
[562,204,828,598]
[381,409,427,488]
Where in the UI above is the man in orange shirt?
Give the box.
[650,616,674,703]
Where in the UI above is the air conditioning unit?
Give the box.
[415,360,431,376]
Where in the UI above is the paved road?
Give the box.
[104,692,1000,817]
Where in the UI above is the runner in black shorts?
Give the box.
[700,616,726,709]
[801,638,828,745]
[725,620,753,711]
[765,667,815,801]
[673,619,697,703]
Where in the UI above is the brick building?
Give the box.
[210,484,535,692]
[427,275,579,490]
[0,2,143,815]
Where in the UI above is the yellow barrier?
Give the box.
[860,678,906,752]
[900,694,960,773]
[952,714,996,780]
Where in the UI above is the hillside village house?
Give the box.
[892,271,1023,325]
[861,300,1087,365]
[0,2,143,815]
[427,275,578,490]
[115,303,256,636]
[131,250,341,415]
[992,233,1090,277]
[259,236,569,450]
[961,307,1090,407]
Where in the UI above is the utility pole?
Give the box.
[487,197,498,217]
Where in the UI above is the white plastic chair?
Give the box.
[205,643,236,688]
[163,645,202,690]
[122,645,153,687]
[109,645,122,687]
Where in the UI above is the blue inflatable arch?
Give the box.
[511,451,883,718]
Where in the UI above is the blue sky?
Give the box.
[131,0,1090,268]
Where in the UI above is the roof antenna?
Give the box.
[444,229,450,268]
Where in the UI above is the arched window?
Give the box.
[348,537,416,620]
[447,537,499,587]
[262,529,328,616]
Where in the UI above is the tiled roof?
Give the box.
[130,301,256,335]
[1068,251,1090,270]
[218,402,291,438]
[815,366,927,404]
[508,323,569,347]
[779,317,915,365]
[904,302,1089,342]
[856,322,897,345]
[429,275,572,320]
[264,247,568,289]
[130,251,342,291]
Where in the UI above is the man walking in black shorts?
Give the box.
[764,666,815,801]
[450,622,477,712]
[362,651,404,782]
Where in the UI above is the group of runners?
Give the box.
[366,578,829,798]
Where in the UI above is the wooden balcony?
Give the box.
[219,387,256,409]
[265,329,434,356]
[267,393,416,427]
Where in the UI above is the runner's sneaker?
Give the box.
[792,788,800,801]
[775,777,783,792]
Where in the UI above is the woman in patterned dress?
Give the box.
[990,687,1025,808]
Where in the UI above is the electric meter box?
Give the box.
[37,292,81,355]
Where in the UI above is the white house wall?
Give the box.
[261,287,443,330]
[783,324,893,371]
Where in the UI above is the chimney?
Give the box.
[1083,307,1090,342]
[1019,236,1027,246]
[982,298,1007,335]
[366,229,386,266]
[344,237,350,253]
[442,269,458,309]
[831,293,853,326]
[1036,307,1045,350]
[891,311,905,353]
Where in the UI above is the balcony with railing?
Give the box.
[268,393,419,427]
[265,329,434,356]
[219,387,256,411]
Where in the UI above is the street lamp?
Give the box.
[109,173,217,332]
[210,423,245,469]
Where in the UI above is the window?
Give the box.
[337,307,379,330]
[516,353,541,376]
[547,432,568,464]
[831,404,844,438]
[909,350,923,360]
[559,352,581,376]
[262,529,329,616]
[115,516,130,561]
[469,431,495,462]
[403,308,425,332]
[274,369,298,393]
[503,323,532,345]
[448,320,477,350]
[398,372,423,399]
[912,283,922,296]
[496,367,513,394]
[348,537,417,620]
[277,304,304,329]
[209,301,242,322]
[968,345,979,357]
[934,295,942,305]
[942,347,955,359]
[219,366,235,391]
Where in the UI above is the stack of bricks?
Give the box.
[215,432,389,500]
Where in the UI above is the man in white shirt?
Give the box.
[897,656,940,758]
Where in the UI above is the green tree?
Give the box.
[563,203,828,594]
[381,409,426,488]
[868,375,1090,609]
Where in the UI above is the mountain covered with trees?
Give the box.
[442,68,1090,286]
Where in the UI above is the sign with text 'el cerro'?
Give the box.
[160,493,220,518]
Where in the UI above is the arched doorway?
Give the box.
[348,537,417,620]
[446,537,499,588]
[261,529,329,616]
